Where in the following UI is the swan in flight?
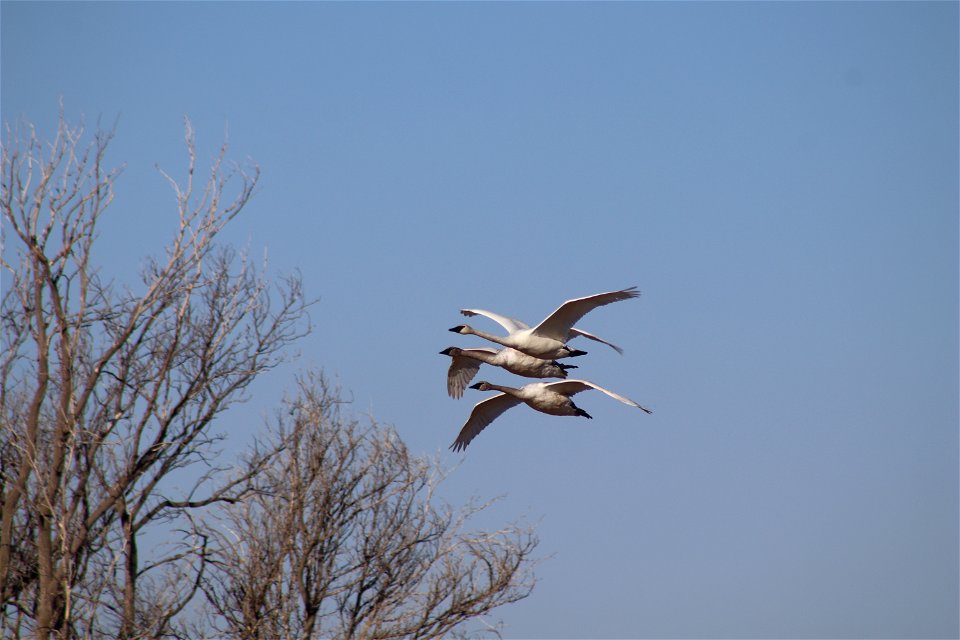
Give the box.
[449,379,652,452]
[440,346,577,399]
[449,286,639,360]
[458,310,627,354]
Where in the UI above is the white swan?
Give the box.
[440,346,577,399]
[459,309,627,354]
[450,379,652,452]
[449,287,640,360]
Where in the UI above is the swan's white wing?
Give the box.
[460,308,530,334]
[568,327,624,354]
[544,379,652,414]
[450,393,523,452]
[445,348,499,398]
[446,355,483,399]
[533,287,640,341]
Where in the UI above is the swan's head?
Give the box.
[469,381,494,392]
[448,325,472,335]
[439,347,461,356]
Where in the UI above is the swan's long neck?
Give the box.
[464,349,498,365]
[484,382,523,398]
[465,327,513,349]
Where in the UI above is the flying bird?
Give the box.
[459,309,627,354]
[449,286,640,360]
[440,346,576,399]
[450,378,652,452]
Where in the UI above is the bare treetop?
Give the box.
[1,110,537,640]
[1,110,311,639]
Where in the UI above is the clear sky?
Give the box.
[3,2,957,638]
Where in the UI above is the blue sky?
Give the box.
[3,2,957,638]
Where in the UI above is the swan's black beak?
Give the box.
[439,347,454,355]
[449,325,466,333]
[469,382,484,390]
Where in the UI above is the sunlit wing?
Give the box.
[544,379,652,414]
[533,287,639,341]
[460,308,530,334]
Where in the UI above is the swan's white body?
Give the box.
[460,309,627,354]
[450,379,652,452]
[450,287,639,360]
[440,347,574,399]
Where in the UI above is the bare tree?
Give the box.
[199,371,538,640]
[1,111,310,639]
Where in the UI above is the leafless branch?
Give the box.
[1,109,310,639]
[198,372,538,640]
